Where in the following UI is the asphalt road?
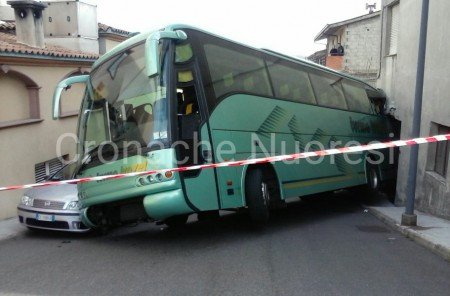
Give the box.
[1,192,449,296]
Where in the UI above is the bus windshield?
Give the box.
[80,42,169,156]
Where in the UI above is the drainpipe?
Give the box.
[401,0,430,226]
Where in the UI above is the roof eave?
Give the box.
[314,11,381,42]
[98,32,129,41]
[0,52,97,63]
[314,24,331,42]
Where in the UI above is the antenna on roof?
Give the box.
[366,3,377,14]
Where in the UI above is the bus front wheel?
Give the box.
[245,168,270,225]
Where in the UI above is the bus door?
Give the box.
[173,51,220,211]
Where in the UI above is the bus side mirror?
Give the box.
[145,30,188,78]
[52,75,89,119]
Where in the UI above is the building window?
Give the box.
[35,155,68,183]
[0,67,41,129]
[433,125,450,177]
[387,3,400,55]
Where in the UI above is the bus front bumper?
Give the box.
[81,188,194,228]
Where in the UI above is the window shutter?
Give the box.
[34,162,48,183]
[389,4,400,55]
[48,158,64,176]
[34,155,67,183]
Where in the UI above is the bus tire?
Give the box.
[164,214,189,228]
[245,168,270,225]
[367,163,381,191]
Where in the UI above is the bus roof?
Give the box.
[93,24,378,91]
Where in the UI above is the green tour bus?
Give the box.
[53,24,397,228]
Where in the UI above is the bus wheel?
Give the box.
[164,214,189,228]
[367,163,381,191]
[245,168,270,225]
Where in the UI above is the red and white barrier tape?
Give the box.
[1,134,449,192]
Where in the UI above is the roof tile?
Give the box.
[98,22,130,36]
[0,32,98,60]
[0,20,15,31]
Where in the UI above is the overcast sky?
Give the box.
[96,0,381,57]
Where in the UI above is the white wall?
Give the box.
[344,16,381,76]
[379,0,450,219]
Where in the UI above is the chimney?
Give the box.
[43,0,99,54]
[7,0,47,48]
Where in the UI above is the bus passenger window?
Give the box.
[244,77,255,92]
[223,73,234,87]
[279,84,290,97]
[267,61,316,104]
[203,43,272,100]
[309,72,348,110]
[342,80,373,114]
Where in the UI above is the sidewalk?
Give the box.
[368,205,450,261]
[0,217,24,242]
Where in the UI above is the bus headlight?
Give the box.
[21,196,34,206]
[156,173,163,182]
[137,172,175,187]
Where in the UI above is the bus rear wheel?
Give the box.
[367,163,381,191]
[245,168,270,225]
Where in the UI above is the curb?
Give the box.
[368,207,450,262]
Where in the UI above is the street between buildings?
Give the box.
[0,192,449,296]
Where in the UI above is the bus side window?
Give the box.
[341,80,373,114]
[266,61,316,104]
[309,72,348,110]
[203,43,272,100]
